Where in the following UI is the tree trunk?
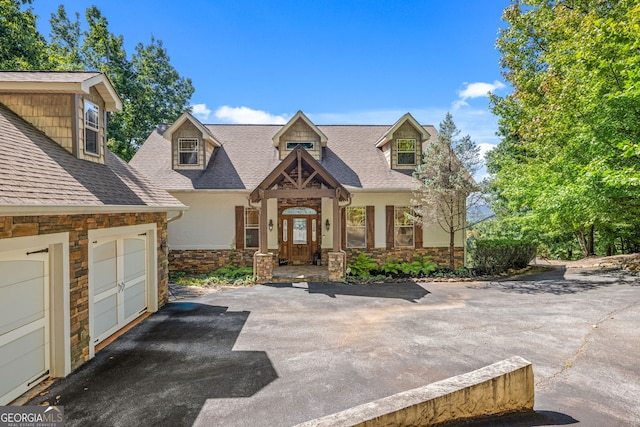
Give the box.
[587,224,595,256]
[449,226,455,270]
[575,228,589,258]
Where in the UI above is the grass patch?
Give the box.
[170,265,255,287]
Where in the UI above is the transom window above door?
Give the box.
[285,141,315,150]
[282,207,317,215]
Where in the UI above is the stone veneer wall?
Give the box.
[0,212,168,370]
[334,247,464,269]
[169,246,465,274]
[169,248,265,274]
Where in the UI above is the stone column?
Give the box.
[328,251,346,281]
[254,252,273,283]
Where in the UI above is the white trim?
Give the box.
[0,232,71,381]
[0,205,186,216]
[88,223,158,359]
[178,137,200,166]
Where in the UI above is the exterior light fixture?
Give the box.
[268,219,274,231]
[325,219,330,231]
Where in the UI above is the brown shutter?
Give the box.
[235,206,245,250]
[386,205,394,249]
[414,208,423,248]
[366,205,375,249]
[341,207,346,250]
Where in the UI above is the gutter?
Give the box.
[0,204,187,217]
[167,210,185,223]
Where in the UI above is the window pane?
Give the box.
[293,218,307,244]
[85,129,98,154]
[347,227,366,248]
[246,209,259,226]
[179,139,198,151]
[397,152,415,165]
[394,207,413,226]
[346,207,365,226]
[245,228,259,248]
[395,226,414,247]
[397,139,415,151]
[286,141,314,150]
[180,152,198,164]
[85,102,99,129]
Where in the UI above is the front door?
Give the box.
[280,214,319,264]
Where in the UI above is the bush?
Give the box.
[471,239,537,275]
[170,265,255,286]
[380,255,438,277]
[347,253,379,277]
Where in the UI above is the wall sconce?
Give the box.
[268,219,274,231]
[325,219,330,231]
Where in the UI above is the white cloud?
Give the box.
[458,80,506,100]
[191,103,212,122]
[478,142,496,160]
[214,106,288,124]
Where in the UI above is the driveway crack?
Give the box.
[537,298,640,389]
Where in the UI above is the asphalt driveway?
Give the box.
[28,266,640,426]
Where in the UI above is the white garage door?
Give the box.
[0,248,49,405]
[92,235,147,346]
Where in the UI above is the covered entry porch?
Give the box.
[249,146,351,282]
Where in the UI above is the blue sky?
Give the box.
[34,0,511,170]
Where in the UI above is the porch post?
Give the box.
[332,194,341,251]
[259,196,268,253]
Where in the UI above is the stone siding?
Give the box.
[169,248,260,274]
[169,245,465,274]
[0,212,168,370]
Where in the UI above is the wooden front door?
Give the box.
[280,214,319,264]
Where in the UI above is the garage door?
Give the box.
[92,235,147,346]
[0,248,49,405]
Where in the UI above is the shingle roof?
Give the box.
[0,103,184,209]
[130,123,437,191]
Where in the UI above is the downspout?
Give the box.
[167,210,185,223]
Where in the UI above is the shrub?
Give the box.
[380,255,438,277]
[471,239,537,275]
[347,253,379,277]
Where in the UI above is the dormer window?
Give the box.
[84,101,100,155]
[286,141,315,150]
[396,139,416,165]
[178,138,199,165]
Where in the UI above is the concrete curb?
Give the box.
[294,356,534,427]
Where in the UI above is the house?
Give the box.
[0,71,185,405]
[130,110,466,281]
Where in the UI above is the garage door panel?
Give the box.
[0,275,45,336]
[93,294,118,339]
[123,238,145,282]
[93,241,117,295]
[124,279,146,319]
[0,327,46,399]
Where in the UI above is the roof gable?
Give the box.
[272,111,328,147]
[249,145,350,203]
[375,112,430,148]
[0,71,122,111]
[163,111,220,147]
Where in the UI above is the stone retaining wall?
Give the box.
[294,356,534,427]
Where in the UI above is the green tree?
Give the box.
[48,5,194,161]
[0,0,49,69]
[488,0,640,257]
[412,112,481,269]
